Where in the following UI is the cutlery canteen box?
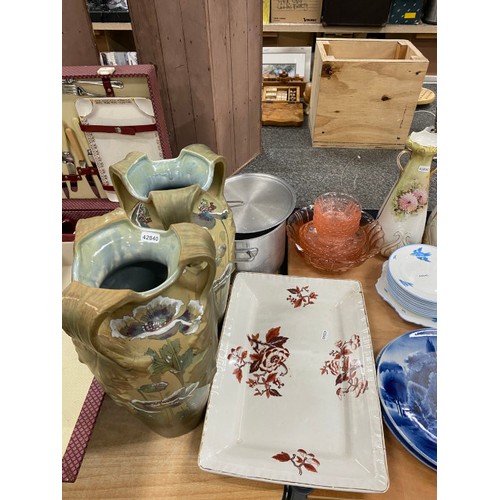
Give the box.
[308,38,429,149]
[62,64,172,202]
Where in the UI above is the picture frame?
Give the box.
[262,46,313,82]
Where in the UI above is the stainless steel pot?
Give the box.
[224,173,296,273]
[234,222,286,273]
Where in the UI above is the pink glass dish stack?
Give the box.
[287,196,384,273]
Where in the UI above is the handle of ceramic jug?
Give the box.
[149,184,204,230]
[73,207,129,242]
[182,144,228,198]
[62,283,153,371]
[396,149,410,174]
[109,151,150,209]
[171,222,217,300]
[62,282,132,354]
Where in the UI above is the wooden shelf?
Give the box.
[92,21,436,35]
[263,22,437,34]
[93,22,132,31]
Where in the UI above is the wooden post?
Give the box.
[128,0,262,175]
[62,0,99,66]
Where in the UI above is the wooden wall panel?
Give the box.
[62,0,99,66]
[246,3,263,170]
[206,0,236,172]
[128,0,262,175]
[180,1,218,149]
[228,0,250,170]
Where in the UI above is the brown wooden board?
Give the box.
[62,0,99,66]
[262,102,304,126]
[128,0,262,176]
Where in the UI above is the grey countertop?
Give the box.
[240,84,437,212]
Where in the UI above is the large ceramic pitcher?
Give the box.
[377,130,437,257]
[62,208,218,437]
[109,144,235,321]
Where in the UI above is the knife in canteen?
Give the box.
[71,117,103,198]
[62,123,77,193]
[65,126,101,198]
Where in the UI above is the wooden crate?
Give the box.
[309,38,429,149]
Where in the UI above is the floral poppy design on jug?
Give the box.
[228,326,290,398]
[109,296,204,340]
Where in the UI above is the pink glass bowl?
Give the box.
[287,206,385,272]
[313,192,362,238]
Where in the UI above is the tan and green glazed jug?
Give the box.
[377,129,437,257]
[62,208,218,437]
[109,144,235,321]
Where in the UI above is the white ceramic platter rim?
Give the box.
[199,272,389,493]
[388,244,437,303]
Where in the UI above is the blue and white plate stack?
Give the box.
[376,328,437,471]
[376,244,437,327]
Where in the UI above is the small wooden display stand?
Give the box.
[262,83,304,127]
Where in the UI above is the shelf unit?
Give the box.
[263,22,437,34]
[92,21,437,34]
[92,19,437,75]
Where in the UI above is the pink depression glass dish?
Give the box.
[287,206,384,272]
[313,192,362,238]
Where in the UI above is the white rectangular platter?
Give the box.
[198,272,389,493]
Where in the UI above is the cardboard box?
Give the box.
[309,38,428,148]
[271,0,322,24]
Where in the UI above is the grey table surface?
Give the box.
[240,84,437,212]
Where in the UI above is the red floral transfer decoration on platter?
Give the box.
[272,449,320,475]
[227,326,289,397]
[320,334,369,399]
[286,285,318,308]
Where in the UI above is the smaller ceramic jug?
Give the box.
[109,144,235,321]
[62,208,218,437]
[377,129,437,257]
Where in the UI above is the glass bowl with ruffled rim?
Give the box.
[287,206,385,272]
[313,192,363,238]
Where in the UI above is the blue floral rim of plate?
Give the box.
[376,328,437,466]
